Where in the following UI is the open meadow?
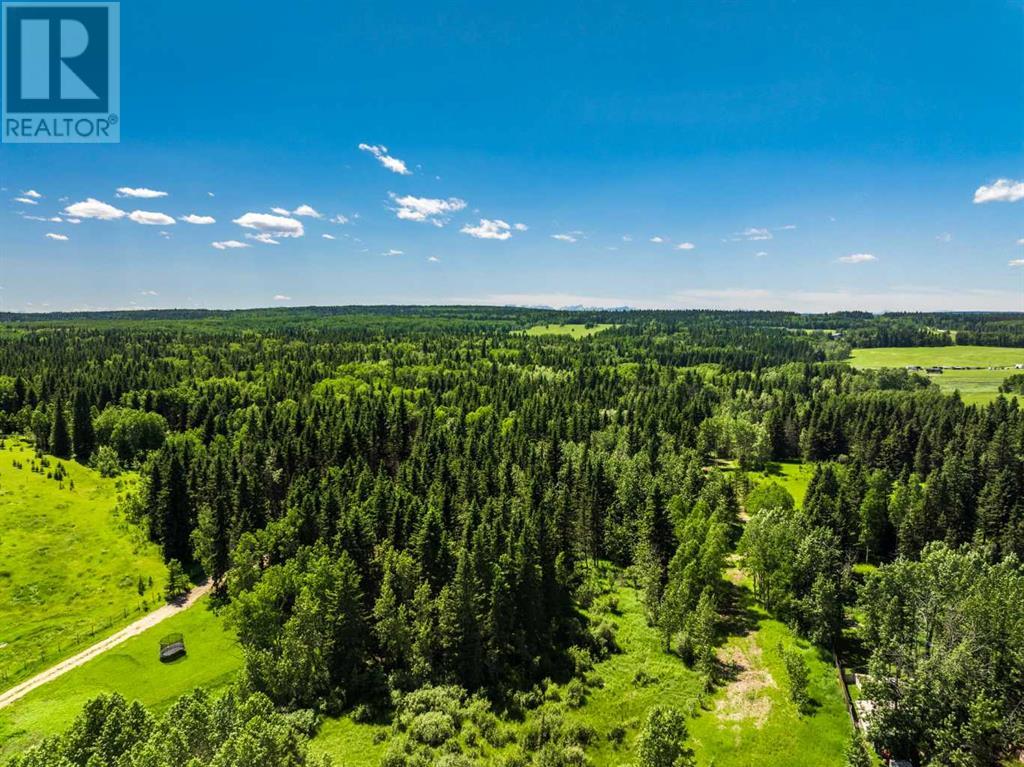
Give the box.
[848,345,1024,405]
[0,600,241,759]
[523,323,617,338]
[0,439,167,689]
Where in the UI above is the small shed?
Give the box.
[159,632,186,662]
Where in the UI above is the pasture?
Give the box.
[849,346,1024,405]
[0,599,241,759]
[523,323,616,338]
[0,440,167,689]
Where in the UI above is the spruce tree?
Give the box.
[71,389,96,461]
[49,399,72,459]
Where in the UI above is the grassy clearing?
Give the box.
[0,599,241,759]
[523,323,616,338]
[0,439,167,689]
[312,576,849,767]
[849,346,1024,405]
[750,461,813,508]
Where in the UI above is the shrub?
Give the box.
[409,711,456,746]
[780,645,811,714]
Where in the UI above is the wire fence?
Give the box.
[0,600,155,688]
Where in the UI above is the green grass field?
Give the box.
[849,346,1024,405]
[0,439,167,689]
[0,599,241,759]
[750,461,813,508]
[523,323,616,338]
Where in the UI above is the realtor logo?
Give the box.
[2,2,119,142]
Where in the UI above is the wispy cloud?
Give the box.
[974,178,1024,204]
[329,214,349,225]
[13,197,38,205]
[180,214,215,224]
[837,253,877,264]
[247,233,280,245]
[390,193,466,226]
[1010,259,1024,267]
[141,290,158,296]
[322,233,336,240]
[64,198,126,220]
[211,240,250,250]
[461,219,514,240]
[735,227,772,241]
[292,204,322,218]
[273,294,291,301]
[675,242,696,250]
[936,232,953,243]
[359,143,411,175]
[514,223,528,231]
[21,189,42,199]
[45,233,69,241]
[128,210,175,226]
[650,236,665,243]
[427,256,440,262]
[116,187,168,198]
[233,212,304,238]
[551,232,580,243]
[383,248,404,256]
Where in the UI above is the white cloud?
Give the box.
[211,240,250,250]
[247,232,280,245]
[128,210,176,226]
[1010,259,1024,267]
[735,227,772,241]
[45,233,69,241]
[21,190,42,199]
[650,236,665,243]
[1017,238,1024,246]
[382,249,403,256]
[233,212,304,238]
[273,294,291,301]
[755,251,768,258]
[322,233,336,240]
[461,218,513,240]
[775,224,797,231]
[936,232,953,243]
[427,256,440,262]
[675,242,696,250]
[159,231,172,239]
[14,197,38,205]
[551,233,578,243]
[116,187,168,199]
[66,218,81,224]
[514,223,528,231]
[359,143,411,175]
[292,204,322,218]
[390,193,466,226]
[271,207,291,215]
[837,253,877,264]
[64,198,126,220]
[141,290,158,296]
[180,214,215,224]
[622,235,633,242]
[974,179,1024,204]
[329,214,349,224]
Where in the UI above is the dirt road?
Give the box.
[0,580,213,710]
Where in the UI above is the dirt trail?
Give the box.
[0,580,213,710]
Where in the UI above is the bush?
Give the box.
[780,645,811,714]
[632,668,657,688]
[590,619,619,657]
[409,711,456,746]
[607,725,626,746]
[564,678,586,708]
[635,706,694,767]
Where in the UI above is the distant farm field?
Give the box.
[524,323,616,338]
[849,346,1024,405]
[0,599,241,759]
[0,439,167,689]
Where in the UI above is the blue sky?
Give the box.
[2,0,1023,312]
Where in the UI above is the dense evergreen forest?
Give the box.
[1,307,1022,767]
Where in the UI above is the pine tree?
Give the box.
[49,399,72,459]
[71,389,95,461]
